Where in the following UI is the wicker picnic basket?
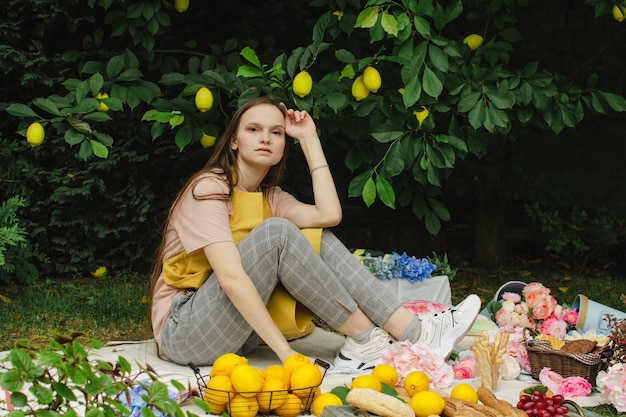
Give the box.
[190,359,330,417]
[525,339,612,386]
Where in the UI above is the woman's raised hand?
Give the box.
[281,103,317,142]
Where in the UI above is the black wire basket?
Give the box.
[190,358,331,416]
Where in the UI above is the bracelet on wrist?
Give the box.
[310,164,329,174]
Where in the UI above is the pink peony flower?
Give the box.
[560,377,592,397]
[562,308,579,326]
[383,340,454,389]
[539,368,563,395]
[597,363,626,413]
[539,315,568,338]
[495,308,512,328]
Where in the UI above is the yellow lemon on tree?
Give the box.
[257,378,288,412]
[414,106,429,129]
[228,394,259,417]
[195,87,214,112]
[613,4,625,22]
[351,75,370,101]
[293,71,313,98]
[90,265,107,278]
[95,92,110,112]
[362,66,382,93]
[463,34,484,51]
[26,122,45,147]
[371,363,399,386]
[450,383,478,403]
[203,375,233,406]
[403,371,430,397]
[174,0,189,13]
[274,393,304,417]
[311,392,343,416]
[200,132,216,148]
[410,390,446,417]
[209,352,248,377]
[350,374,382,392]
[291,363,323,399]
[231,364,264,397]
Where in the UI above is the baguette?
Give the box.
[443,396,503,417]
[477,387,527,417]
[346,388,415,417]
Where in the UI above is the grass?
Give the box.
[1,257,625,416]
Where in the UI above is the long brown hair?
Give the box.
[147,96,289,328]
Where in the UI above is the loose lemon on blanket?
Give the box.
[291,363,323,399]
[231,364,264,397]
[410,390,446,417]
[404,371,430,396]
[257,378,288,411]
[311,392,343,416]
[209,352,248,377]
[371,363,399,386]
[450,383,478,403]
[350,374,382,392]
[274,393,304,417]
[228,394,259,417]
[204,375,233,405]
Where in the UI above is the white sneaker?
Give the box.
[417,294,481,359]
[333,327,393,371]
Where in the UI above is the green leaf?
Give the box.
[601,91,626,112]
[424,210,442,235]
[90,139,110,159]
[427,197,451,221]
[6,103,40,118]
[468,100,485,130]
[330,386,351,405]
[403,76,422,108]
[335,49,357,65]
[413,16,431,37]
[142,109,175,123]
[348,171,372,197]
[115,68,143,82]
[0,369,24,391]
[240,46,262,69]
[175,123,193,151]
[483,85,515,109]
[52,381,77,402]
[381,11,398,37]
[428,45,449,73]
[106,55,125,79]
[384,143,405,176]
[65,129,85,146]
[89,72,104,96]
[422,65,443,99]
[30,384,54,405]
[169,114,184,128]
[376,176,396,209]
[362,177,376,207]
[33,98,62,116]
[355,7,379,28]
[458,91,481,113]
[237,65,264,78]
[371,129,405,143]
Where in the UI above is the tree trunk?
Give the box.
[472,191,507,267]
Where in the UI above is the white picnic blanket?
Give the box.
[89,327,607,415]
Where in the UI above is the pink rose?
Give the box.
[531,296,557,319]
[540,315,568,338]
[562,308,579,326]
[539,368,564,395]
[501,292,522,303]
[523,282,551,308]
[453,359,477,380]
[495,309,512,327]
[560,377,592,397]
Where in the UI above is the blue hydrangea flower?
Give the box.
[119,382,177,417]
[356,250,436,283]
